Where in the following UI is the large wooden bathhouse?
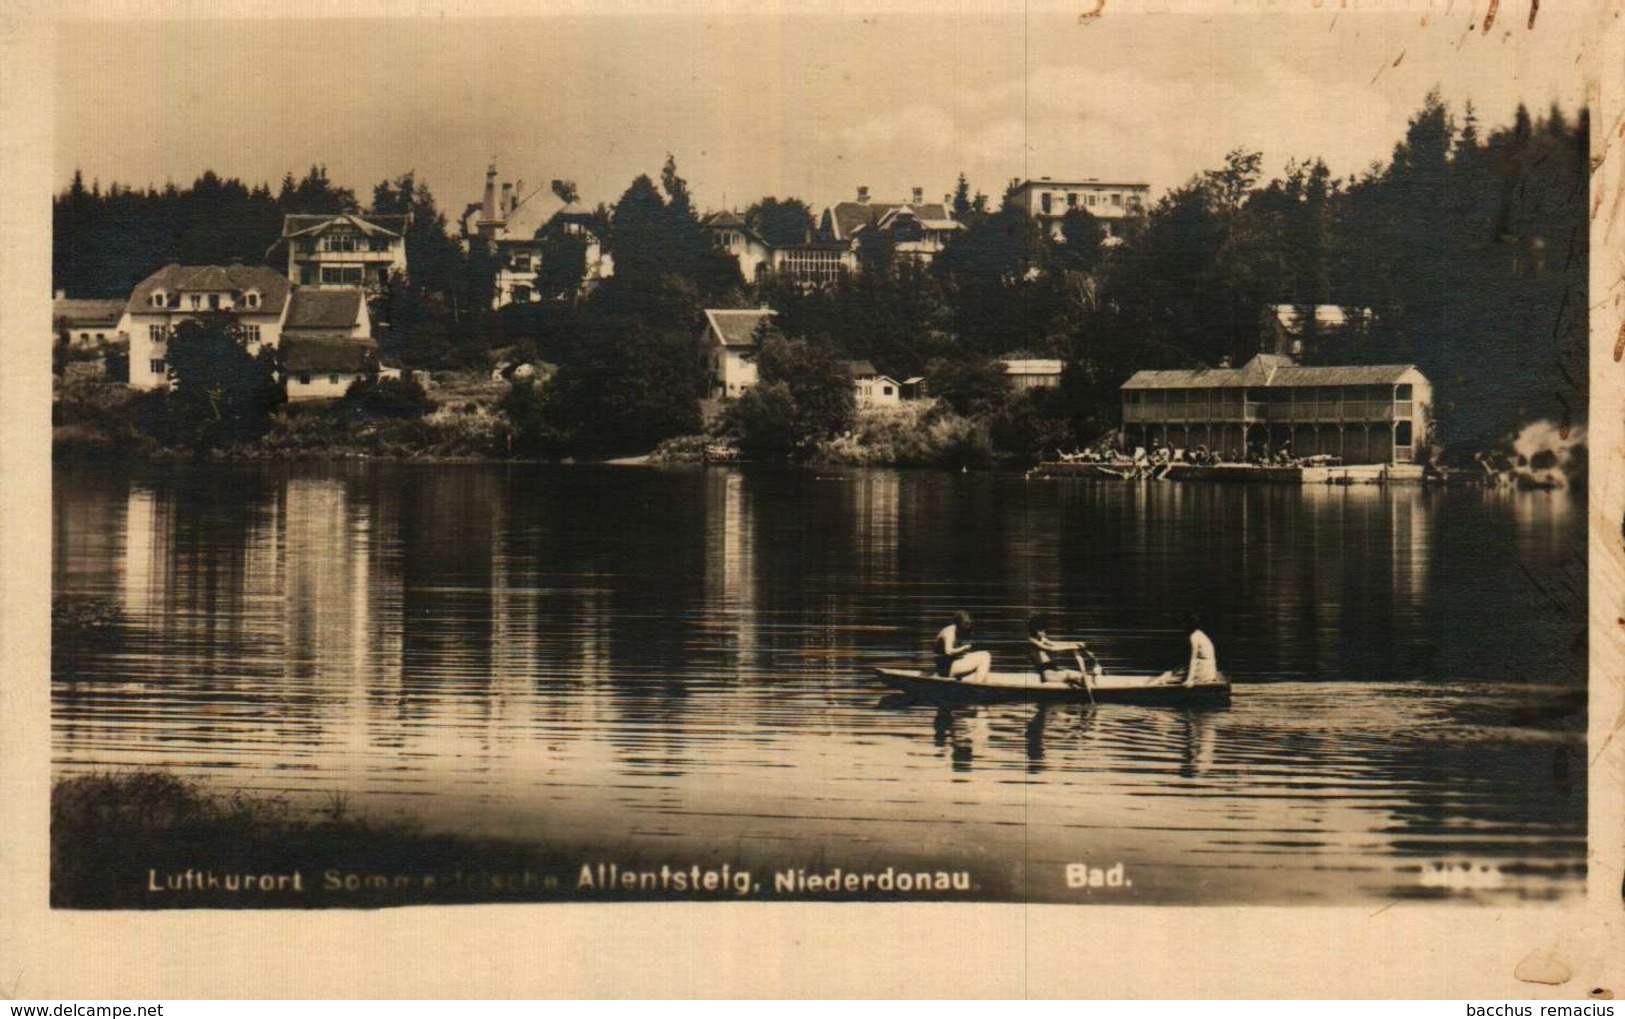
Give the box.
[1120,354,1432,465]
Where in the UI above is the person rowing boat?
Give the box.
[1027,614,1102,687]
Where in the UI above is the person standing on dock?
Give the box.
[935,611,991,683]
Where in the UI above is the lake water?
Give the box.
[51,462,1587,904]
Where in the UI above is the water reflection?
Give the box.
[51,463,1586,904]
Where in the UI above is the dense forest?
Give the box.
[55,91,1587,456]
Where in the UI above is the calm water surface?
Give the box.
[52,463,1587,904]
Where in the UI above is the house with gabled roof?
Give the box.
[847,359,901,408]
[1121,353,1432,465]
[820,186,964,264]
[701,308,776,399]
[461,165,612,307]
[54,295,126,349]
[271,289,374,401]
[119,263,377,399]
[702,210,777,283]
[272,212,409,291]
[120,264,293,390]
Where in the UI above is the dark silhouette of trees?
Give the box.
[744,197,817,246]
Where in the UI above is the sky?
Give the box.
[53,5,1596,216]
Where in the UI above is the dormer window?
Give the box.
[189,295,202,310]
[151,291,165,307]
[244,291,260,310]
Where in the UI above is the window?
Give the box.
[151,292,165,307]
[300,266,317,285]
[244,291,260,309]
[1066,193,1077,209]
[321,266,364,286]
[1040,193,1053,214]
[298,372,311,385]
[1395,383,1413,400]
[369,236,391,252]
[512,285,531,303]
[149,358,165,375]
[882,385,893,396]
[328,373,341,385]
[189,295,201,309]
[241,325,261,344]
[1395,421,1413,446]
[148,324,166,343]
[1111,192,1123,207]
[297,238,316,254]
[95,332,105,341]
[208,294,220,310]
[512,254,532,271]
[325,231,357,252]
[1087,193,1098,206]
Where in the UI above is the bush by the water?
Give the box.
[648,434,740,463]
[52,381,158,459]
[254,401,511,460]
[816,402,994,468]
[342,376,435,419]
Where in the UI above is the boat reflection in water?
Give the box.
[52,462,1585,905]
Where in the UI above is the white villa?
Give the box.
[120,263,375,399]
[1006,177,1150,243]
[273,212,409,291]
[122,264,293,390]
[462,165,612,307]
[701,308,775,399]
[821,186,964,264]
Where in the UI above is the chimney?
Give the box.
[482,163,497,220]
[911,186,923,205]
[857,185,870,204]
[54,289,65,301]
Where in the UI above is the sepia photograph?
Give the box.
[40,1,1596,912]
[7,0,1623,999]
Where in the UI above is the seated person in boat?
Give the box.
[1027,614,1100,685]
[935,611,991,682]
[1183,613,1220,686]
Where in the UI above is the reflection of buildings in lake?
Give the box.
[285,478,369,685]
[1387,487,1431,615]
[852,470,900,589]
[702,471,758,672]
[119,487,165,618]
[51,472,128,597]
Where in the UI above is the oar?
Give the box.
[1073,651,1096,706]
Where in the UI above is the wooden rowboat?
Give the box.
[870,665,1231,706]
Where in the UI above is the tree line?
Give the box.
[55,91,1587,459]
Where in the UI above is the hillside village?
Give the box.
[51,94,1587,467]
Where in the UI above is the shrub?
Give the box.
[343,376,434,419]
[816,401,993,468]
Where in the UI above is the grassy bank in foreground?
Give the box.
[52,771,1009,908]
